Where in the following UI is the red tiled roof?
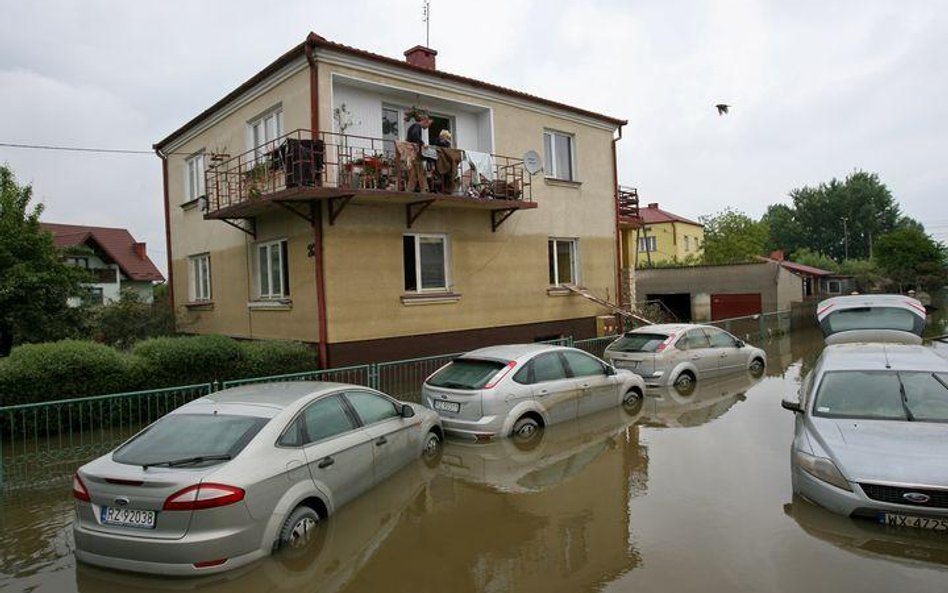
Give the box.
[775,260,834,277]
[40,223,165,282]
[155,32,626,150]
[639,203,702,226]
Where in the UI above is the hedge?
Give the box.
[0,336,317,406]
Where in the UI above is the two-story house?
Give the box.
[154,33,633,367]
[632,202,704,266]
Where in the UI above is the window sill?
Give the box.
[400,292,462,306]
[185,300,214,310]
[181,196,204,211]
[544,178,582,188]
[247,299,293,310]
[547,285,584,297]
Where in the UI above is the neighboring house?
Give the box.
[154,32,632,367]
[762,251,855,299]
[41,223,165,305]
[631,202,704,266]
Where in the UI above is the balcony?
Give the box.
[203,130,536,234]
[618,186,642,228]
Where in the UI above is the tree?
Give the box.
[790,248,839,272]
[0,165,89,348]
[874,227,947,292]
[91,289,175,349]
[837,258,884,293]
[699,208,770,264]
[762,203,803,255]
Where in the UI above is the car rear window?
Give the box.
[813,371,948,421]
[824,307,918,334]
[609,333,668,353]
[113,413,268,466]
[427,359,507,390]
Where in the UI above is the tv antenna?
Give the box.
[422,0,431,47]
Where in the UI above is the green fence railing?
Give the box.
[573,335,620,359]
[221,364,373,390]
[705,310,792,341]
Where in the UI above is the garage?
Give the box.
[710,293,762,320]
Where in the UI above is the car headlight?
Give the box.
[792,449,852,492]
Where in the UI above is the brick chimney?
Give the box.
[133,242,147,259]
[404,45,437,70]
[647,202,659,209]
[769,249,785,262]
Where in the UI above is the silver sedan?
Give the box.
[72,381,443,575]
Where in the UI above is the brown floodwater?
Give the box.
[3,326,948,593]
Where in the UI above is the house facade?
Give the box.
[155,33,632,367]
[630,202,704,266]
[41,223,164,305]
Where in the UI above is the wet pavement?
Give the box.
[3,325,948,593]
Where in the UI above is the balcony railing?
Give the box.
[204,130,533,215]
[618,186,640,221]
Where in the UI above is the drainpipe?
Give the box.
[611,124,624,312]
[306,35,330,369]
[155,148,176,326]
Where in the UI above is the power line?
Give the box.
[0,142,187,155]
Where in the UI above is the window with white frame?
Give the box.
[639,236,657,253]
[543,130,575,181]
[548,238,579,285]
[403,234,450,292]
[248,108,284,159]
[185,152,206,202]
[684,236,691,251]
[256,239,289,299]
[188,253,212,302]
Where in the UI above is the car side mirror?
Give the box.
[605,365,617,376]
[735,340,746,348]
[781,397,803,413]
[401,404,416,418]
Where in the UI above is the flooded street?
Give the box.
[4,327,948,593]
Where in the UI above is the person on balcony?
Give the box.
[405,113,432,192]
[433,130,461,194]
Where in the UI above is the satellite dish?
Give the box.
[523,150,542,175]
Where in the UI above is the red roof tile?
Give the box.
[774,260,834,277]
[40,223,165,282]
[639,203,702,226]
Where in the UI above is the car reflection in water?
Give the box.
[639,370,763,429]
[75,457,442,593]
[784,494,948,568]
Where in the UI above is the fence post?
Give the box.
[368,363,379,391]
[759,315,765,340]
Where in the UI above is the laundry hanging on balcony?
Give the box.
[462,150,496,182]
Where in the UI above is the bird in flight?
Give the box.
[715,104,730,115]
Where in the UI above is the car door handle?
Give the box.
[375,436,388,447]
[690,355,701,360]
[317,457,334,469]
[537,389,550,396]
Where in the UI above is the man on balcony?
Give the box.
[405,112,432,192]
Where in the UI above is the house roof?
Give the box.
[154,32,627,151]
[639,203,702,226]
[758,256,834,277]
[40,223,165,282]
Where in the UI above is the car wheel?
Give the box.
[511,415,543,451]
[622,389,644,416]
[749,358,765,378]
[673,371,696,396]
[279,506,320,551]
[422,430,443,467]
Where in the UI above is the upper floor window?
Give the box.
[548,238,579,285]
[248,108,284,159]
[256,239,289,300]
[639,236,657,253]
[185,152,206,202]
[188,253,212,302]
[403,234,451,292]
[543,130,575,181]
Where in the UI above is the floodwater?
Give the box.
[4,326,948,593]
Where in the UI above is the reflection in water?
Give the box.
[640,371,762,429]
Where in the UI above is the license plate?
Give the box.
[879,512,948,532]
[100,506,157,529]
[618,360,639,369]
[432,400,461,413]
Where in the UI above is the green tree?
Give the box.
[790,248,839,272]
[762,203,803,255]
[837,258,884,293]
[0,165,89,347]
[699,208,770,264]
[874,227,947,291]
[91,289,175,349]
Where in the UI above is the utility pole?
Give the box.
[842,217,849,261]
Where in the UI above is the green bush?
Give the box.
[0,340,137,406]
[236,340,316,379]
[132,335,244,388]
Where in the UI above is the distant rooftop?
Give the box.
[41,222,164,282]
[639,202,702,226]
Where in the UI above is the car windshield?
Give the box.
[113,413,269,467]
[813,371,948,421]
[824,307,919,334]
[609,333,668,353]
[427,359,507,390]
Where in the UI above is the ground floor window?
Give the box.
[404,234,450,292]
[638,236,657,253]
[256,239,289,299]
[188,253,212,302]
[548,238,579,285]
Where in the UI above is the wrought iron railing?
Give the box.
[204,129,533,213]
[618,186,640,220]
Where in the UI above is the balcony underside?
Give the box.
[619,215,644,229]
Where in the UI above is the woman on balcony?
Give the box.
[404,113,432,192]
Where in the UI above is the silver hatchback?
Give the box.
[72,381,442,575]
[421,344,645,442]
[603,323,767,393]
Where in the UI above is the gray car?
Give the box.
[603,323,767,393]
[421,344,645,442]
[72,381,442,575]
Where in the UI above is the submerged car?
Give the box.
[603,323,767,393]
[72,382,442,575]
[782,343,948,528]
[817,294,927,345]
[421,344,645,442]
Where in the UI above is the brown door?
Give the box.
[711,293,762,320]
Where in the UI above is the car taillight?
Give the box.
[483,361,517,389]
[905,300,927,314]
[163,483,245,511]
[73,473,91,502]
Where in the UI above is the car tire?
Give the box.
[278,506,320,551]
[622,389,644,416]
[511,415,543,451]
[673,371,696,396]
[422,430,443,468]
[749,358,765,378]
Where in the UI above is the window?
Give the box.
[301,396,355,444]
[562,351,607,378]
[548,238,579,285]
[188,254,212,302]
[677,330,711,351]
[79,286,104,307]
[827,280,841,294]
[404,234,450,292]
[346,391,400,425]
[113,413,268,466]
[185,152,206,202]
[684,236,691,251]
[638,236,657,253]
[427,359,506,390]
[543,130,575,180]
[706,328,738,348]
[531,353,569,383]
[256,239,289,299]
[608,333,669,353]
[66,256,89,268]
[248,108,284,159]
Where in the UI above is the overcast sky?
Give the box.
[2,0,946,275]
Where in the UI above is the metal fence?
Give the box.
[573,335,620,358]
[706,310,792,342]
[221,364,373,389]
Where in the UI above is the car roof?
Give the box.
[185,381,358,411]
[461,343,563,362]
[627,324,708,334]
[817,294,926,319]
[820,344,948,373]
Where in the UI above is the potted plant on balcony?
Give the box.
[245,161,270,199]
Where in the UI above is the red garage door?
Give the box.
[711,293,762,320]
